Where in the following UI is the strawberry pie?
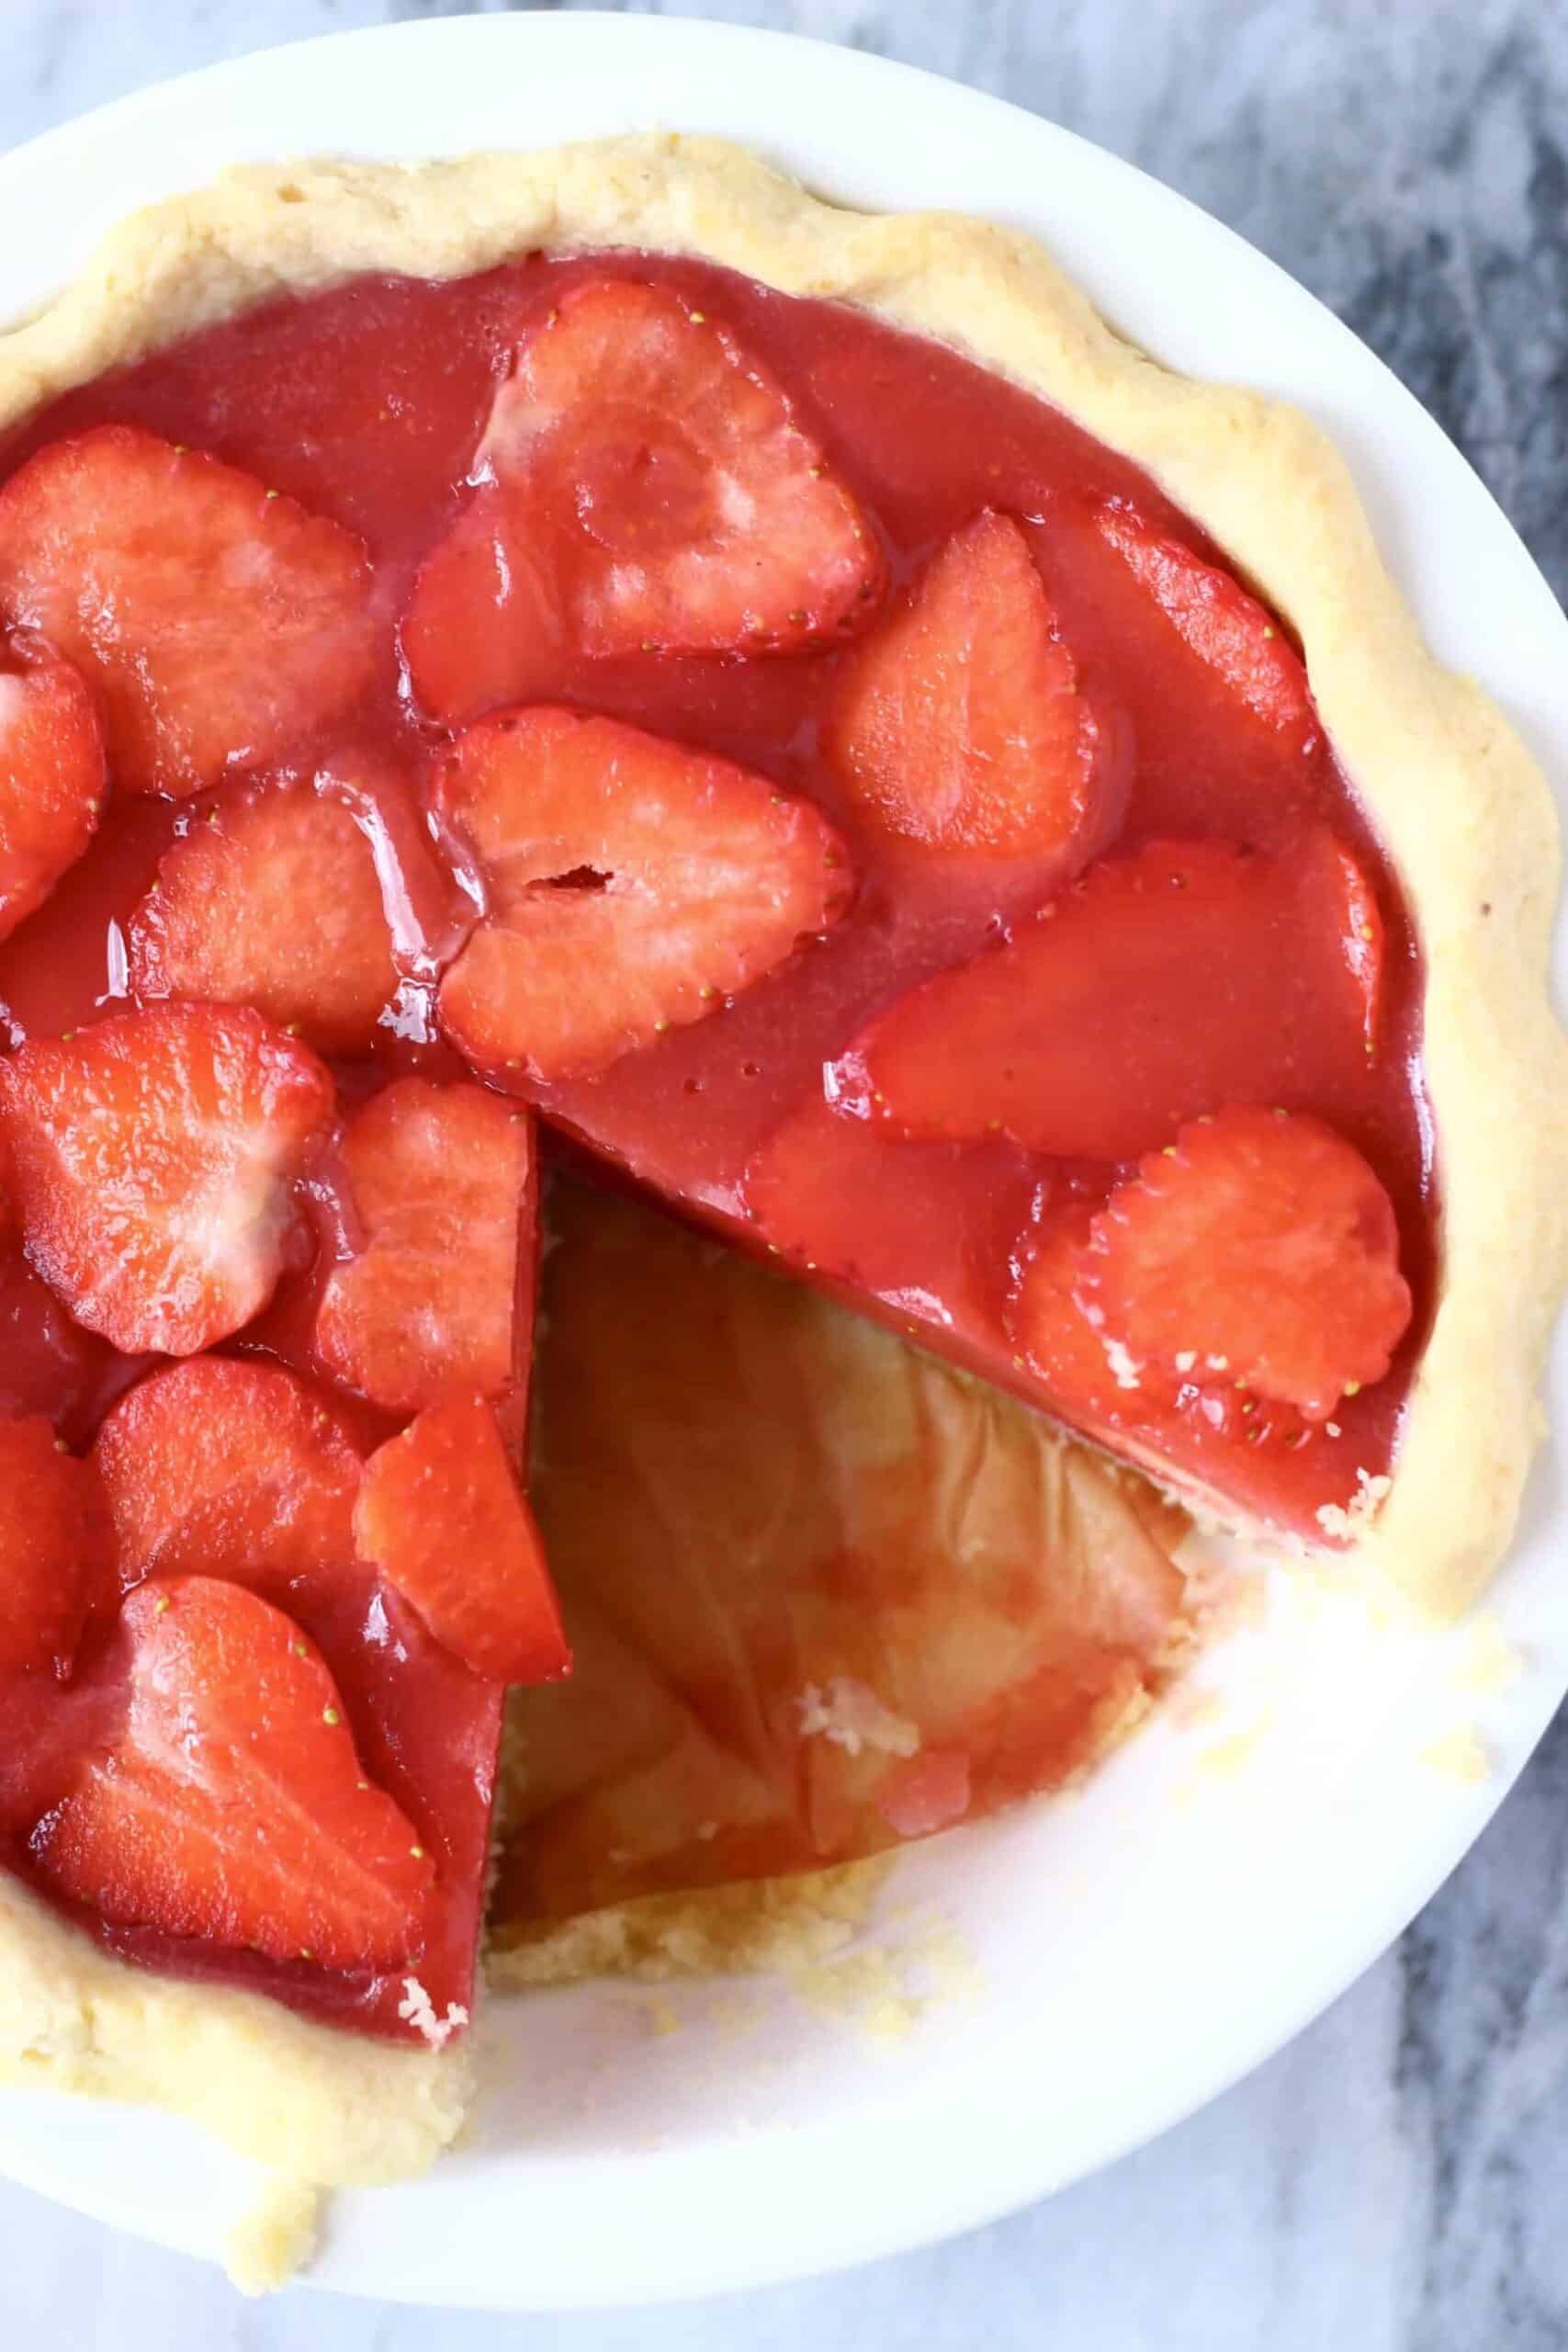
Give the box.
[0,137,1562,2254]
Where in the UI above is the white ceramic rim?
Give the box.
[0,12,1564,2312]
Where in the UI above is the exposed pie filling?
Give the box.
[0,252,1433,2044]
[494,1177,1194,1932]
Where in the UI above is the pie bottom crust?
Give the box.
[0,1873,468,2194]
[0,131,1564,2260]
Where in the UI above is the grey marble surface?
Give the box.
[2,3,1566,2345]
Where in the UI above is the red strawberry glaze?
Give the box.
[0,252,1436,2031]
[1,1568,500,2038]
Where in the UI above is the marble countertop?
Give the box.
[3,3,1566,2346]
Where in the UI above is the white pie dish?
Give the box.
[0,7,1564,2311]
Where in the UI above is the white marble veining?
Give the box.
[2,4,1566,2346]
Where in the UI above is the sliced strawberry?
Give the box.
[0,424,379,797]
[1326,834,1385,1054]
[1093,500,1314,736]
[0,1001,332,1355]
[402,277,886,718]
[0,1419,110,1679]
[129,778,397,1053]
[0,1234,134,1442]
[32,1577,433,1968]
[313,1076,534,1417]
[853,833,1384,1161]
[434,707,852,1081]
[93,1359,363,1595]
[1010,1198,1325,1488]
[1010,1203,1156,1423]
[825,512,1111,858]
[0,635,106,944]
[1080,1107,1412,1421]
[355,1396,569,1684]
[741,1089,1043,1335]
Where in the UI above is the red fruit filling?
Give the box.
[0,1001,333,1357]
[311,1075,536,1418]
[0,424,380,796]
[33,1577,434,1972]
[0,246,1438,2036]
[1079,1108,1413,1424]
[0,1418,111,1680]
[1092,499,1316,738]
[129,775,398,1053]
[740,1090,1044,1338]
[402,276,886,718]
[0,634,105,944]
[826,510,1117,861]
[848,833,1386,1162]
[93,1357,364,1597]
[433,706,852,1082]
[356,1396,570,1686]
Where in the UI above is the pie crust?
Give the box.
[0,1871,468,2188]
[1,131,1563,2230]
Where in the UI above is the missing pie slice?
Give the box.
[494,1174,1193,1949]
[0,135,1562,2264]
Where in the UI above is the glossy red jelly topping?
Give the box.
[0,250,1433,2034]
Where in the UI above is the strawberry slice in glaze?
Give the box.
[1010,1204,1154,1427]
[0,1418,110,1679]
[433,707,852,1083]
[1009,1194,1328,1493]
[402,277,886,718]
[852,833,1385,1162]
[1325,833,1385,1054]
[313,1077,535,1418]
[0,1233,130,1446]
[93,1359,364,1597]
[0,424,379,796]
[1080,1108,1413,1422]
[826,511,1114,860]
[1092,500,1315,737]
[741,1090,1043,1335]
[129,778,397,1053]
[0,636,106,944]
[0,1001,332,1356]
[32,1577,433,1969]
[356,1396,570,1686]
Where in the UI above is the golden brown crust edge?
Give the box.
[0,130,1563,2189]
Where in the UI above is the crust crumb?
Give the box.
[1315,1467,1393,1542]
[898,1914,985,2000]
[487,1859,893,1988]
[397,1975,468,2050]
[224,2177,321,2297]
[1178,1550,1269,1639]
[795,1677,921,1758]
[1450,1613,1524,1696]
[1166,1681,1231,1732]
[1185,1704,1279,1785]
[1419,1725,1492,1784]
[784,1947,920,2041]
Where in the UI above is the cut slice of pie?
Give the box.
[0,134,1562,2252]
